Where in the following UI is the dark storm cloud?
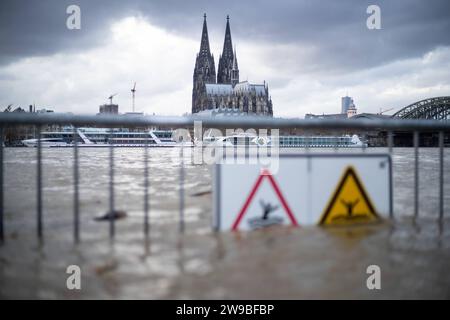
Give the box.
[0,0,133,65]
[1,0,449,71]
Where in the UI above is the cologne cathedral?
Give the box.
[192,14,273,116]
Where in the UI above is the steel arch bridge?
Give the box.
[392,96,450,120]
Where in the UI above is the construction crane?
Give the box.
[131,82,136,112]
[108,93,118,105]
[379,107,395,115]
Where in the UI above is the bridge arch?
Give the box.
[392,96,450,120]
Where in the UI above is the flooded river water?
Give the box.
[1,147,449,299]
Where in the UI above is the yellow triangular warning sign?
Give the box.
[319,166,380,226]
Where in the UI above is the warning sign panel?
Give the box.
[214,154,391,231]
[319,166,380,226]
[214,157,308,231]
[232,169,298,231]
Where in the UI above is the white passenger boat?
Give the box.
[201,131,366,148]
[202,132,270,147]
[278,134,366,148]
[22,127,184,147]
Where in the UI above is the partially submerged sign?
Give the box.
[231,169,299,231]
[319,166,379,226]
[214,154,391,231]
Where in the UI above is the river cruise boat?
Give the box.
[22,127,180,147]
[200,131,367,148]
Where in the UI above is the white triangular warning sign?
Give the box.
[232,169,298,230]
[319,166,380,226]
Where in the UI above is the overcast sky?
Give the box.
[1,0,449,117]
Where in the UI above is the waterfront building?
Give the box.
[341,95,354,114]
[347,104,357,117]
[99,103,118,114]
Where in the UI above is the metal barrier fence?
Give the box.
[0,112,449,244]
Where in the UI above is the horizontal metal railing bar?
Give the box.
[1,113,450,131]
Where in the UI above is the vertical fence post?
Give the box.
[387,131,394,219]
[109,129,115,239]
[37,126,43,240]
[439,131,444,222]
[179,143,185,233]
[361,134,367,152]
[144,132,150,237]
[414,131,419,221]
[73,127,80,243]
[388,131,393,154]
[0,127,3,243]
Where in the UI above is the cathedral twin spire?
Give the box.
[193,14,216,88]
[217,15,239,85]
[192,14,273,115]
[199,14,212,56]
[195,14,239,86]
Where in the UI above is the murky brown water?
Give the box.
[1,148,449,299]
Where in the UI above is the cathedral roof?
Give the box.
[205,81,268,96]
[194,108,251,117]
[205,83,233,95]
[233,81,266,95]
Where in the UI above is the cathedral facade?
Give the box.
[192,14,273,116]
